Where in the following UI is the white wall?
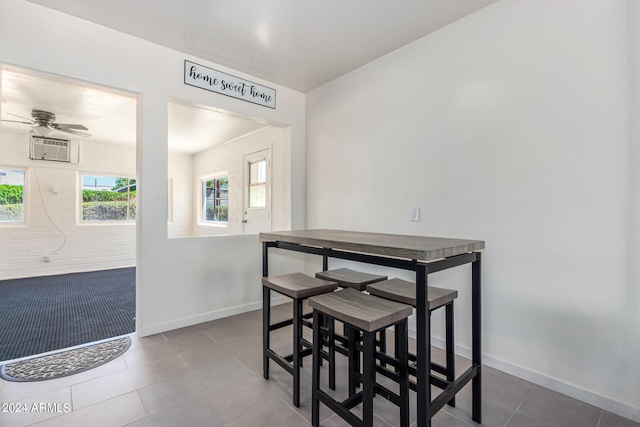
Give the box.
[306,0,639,421]
[167,150,193,239]
[0,0,306,337]
[0,129,136,279]
[628,2,640,416]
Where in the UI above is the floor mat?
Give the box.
[0,337,131,382]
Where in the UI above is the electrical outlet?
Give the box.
[410,207,420,222]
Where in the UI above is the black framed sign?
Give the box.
[184,60,276,109]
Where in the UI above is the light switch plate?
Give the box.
[410,206,420,222]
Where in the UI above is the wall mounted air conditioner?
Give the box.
[29,135,79,163]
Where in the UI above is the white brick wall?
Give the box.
[0,130,136,279]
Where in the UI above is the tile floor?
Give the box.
[0,303,638,427]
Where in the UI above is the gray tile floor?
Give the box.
[0,303,638,427]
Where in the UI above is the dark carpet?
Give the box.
[0,267,135,362]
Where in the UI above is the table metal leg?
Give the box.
[415,263,431,427]
[263,286,270,380]
[472,252,482,423]
[262,241,270,380]
[311,311,322,427]
[262,241,269,277]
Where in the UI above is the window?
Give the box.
[0,169,25,223]
[202,177,228,223]
[81,175,136,221]
[248,160,267,208]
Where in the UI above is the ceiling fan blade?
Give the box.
[53,123,89,130]
[1,118,33,124]
[7,112,34,122]
[57,128,92,138]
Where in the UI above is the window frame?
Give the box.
[200,174,229,226]
[79,173,137,224]
[247,159,267,209]
[0,167,27,226]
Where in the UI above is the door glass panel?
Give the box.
[248,160,266,208]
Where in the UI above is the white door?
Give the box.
[243,149,271,234]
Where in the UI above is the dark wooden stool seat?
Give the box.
[367,278,458,309]
[262,273,338,407]
[315,267,388,291]
[263,272,339,299]
[367,278,458,406]
[309,288,412,427]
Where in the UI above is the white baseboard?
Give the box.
[426,335,640,424]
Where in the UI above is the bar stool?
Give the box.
[315,268,389,382]
[309,288,413,427]
[262,273,338,407]
[366,278,458,405]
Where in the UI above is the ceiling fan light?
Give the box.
[32,125,55,137]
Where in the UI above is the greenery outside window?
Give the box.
[202,177,228,223]
[0,169,25,223]
[82,175,136,221]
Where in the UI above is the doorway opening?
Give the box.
[0,65,138,362]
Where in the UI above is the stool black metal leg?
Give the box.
[378,329,387,369]
[345,326,363,389]
[347,326,358,396]
[362,331,376,427]
[262,286,270,380]
[312,311,322,427]
[328,319,336,390]
[446,301,456,407]
[355,328,362,388]
[394,325,401,371]
[398,319,410,427]
[293,298,302,407]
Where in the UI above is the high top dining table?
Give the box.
[259,229,485,427]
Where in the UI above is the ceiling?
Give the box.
[25,0,498,93]
[1,1,498,151]
[1,68,138,146]
[167,101,267,154]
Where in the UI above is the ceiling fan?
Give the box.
[1,109,91,138]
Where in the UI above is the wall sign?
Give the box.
[184,60,276,109]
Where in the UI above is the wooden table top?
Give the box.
[259,229,484,262]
